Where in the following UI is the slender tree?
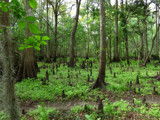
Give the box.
[49,0,63,62]
[155,5,159,59]
[92,0,107,89]
[69,0,81,67]
[0,0,20,119]
[46,0,51,62]
[39,0,45,60]
[121,0,129,65]
[109,0,112,63]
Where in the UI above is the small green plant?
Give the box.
[113,99,131,115]
[133,98,142,106]
[71,105,84,114]
[71,104,94,114]
[0,111,6,120]
[85,112,100,120]
[28,102,59,120]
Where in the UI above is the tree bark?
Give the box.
[109,0,112,63]
[113,0,120,62]
[121,0,129,65]
[142,24,160,66]
[16,0,38,82]
[46,0,51,62]
[69,0,81,67]
[0,0,20,119]
[143,0,149,62]
[92,0,107,89]
[39,0,45,61]
[53,9,58,62]
[86,0,89,59]
[156,6,159,59]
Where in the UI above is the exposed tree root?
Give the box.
[90,77,109,91]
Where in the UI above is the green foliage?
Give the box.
[29,0,37,9]
[71,104,94,114]
[0,1,8,13]
[25,16,36,22]
[14,59,160,119]
[104,99,130,117]
[28,102,59,120]
[28,23,41,34]
[71,105,84,114]
[0,111,6,120]
[18,21,26,29]
[1,6,8,12]
[85,113,100,120]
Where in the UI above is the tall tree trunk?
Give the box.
[86,0,89,59]
[69,0,81,67]
[143,0,149,62]
[121,0,129,65]
[109,0,112,63]
[92,0,107,89]
[142,24,160,66]
[140,33,144,59]
[156,6,159,59]
[113,0,120,62]
[53,10,58,62]
[137,18,144,60]
[46,0,50,62]
[0,0,20,119]
[39,0,44,61]
[16,0,38,82]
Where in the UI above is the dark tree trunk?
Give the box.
[53,10,58,62]
[109,0,112,63]
[155,6,159,59]
[92,0,107,89]
[46,0,51,62]
[69,0,81,67]
[113,0,120,62]
[86,0,89,59]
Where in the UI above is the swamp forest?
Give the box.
[0,0,160,119]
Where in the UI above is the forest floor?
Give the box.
[1,58,160,120]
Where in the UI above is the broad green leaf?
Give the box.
[0,29,3,33]
[18,46,25,50]
[18,21,26,29]
[34,46,40,50]
[34,35,41,40]
[28,37,35,42]
[40,41,47,45]
[28,23,41,34]
[1,7,8,12]
[25,16,36,22]
[29,0,37,9]
[26,45,33,48]
[42,36,50,40]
